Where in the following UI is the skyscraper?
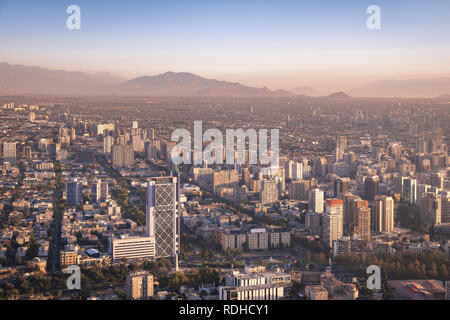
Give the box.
[353,206,371,241]
[3,142,16,167]
[403,177,417,204]
[309,188,324,213]
[66,179,82,206]
[112,144,134,167]
[146,177,179,259]
[363,175,380,201]
[292,161,303,180]
[419,192,442,226]
[334,177,350,198]
[374,196,394,233]
[103,135,114,154]
[322,210,343,248]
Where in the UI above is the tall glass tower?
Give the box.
[146,176,179,259]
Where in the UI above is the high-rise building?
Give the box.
[309,189,324,213]
[333,136,347,162]
[363,175,380,201]
[322,210,343,248]
[146,177,180,259]
[103,135,114,154]
[403,177,417,204]
[305,212,321,235]
[334,177,350,197]
[126,271,154,300]
[292,161,303,180]
[66,179,82,206]
[442,195,450,223]
[3,142,16,167]
[284,160,293,180]
[325,199,344,217]
[24,146,32,160]
[341,193,360,228]
[374,196,394,233]
[91,180,109,203]
[430,171,445,189]
[353,206,371,241]
[260,179,279,205]
[419,193,442,226]
[112,144,134,167]
[290,179,310,201]
[212,169,239,194]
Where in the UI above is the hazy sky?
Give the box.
[1,0,450,93]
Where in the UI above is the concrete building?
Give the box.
[247,228,269,251]
[3,142,16,167]
[126,271,154,300]
[112,144,134,167]
[260,179,279,205]
[111,236,156,262]
[66,179,82,206]
[322,204,343,248]
[309,189,324,213]
[374,195,394,233]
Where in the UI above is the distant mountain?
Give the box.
[350,77,450,98]
[290,86,319,96]
[0,63,126,95]
[118,72,295,97]
[0,64,295,97]
[436,93,450,99]
[326,91,351,99]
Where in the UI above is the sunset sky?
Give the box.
[1,0,450,93]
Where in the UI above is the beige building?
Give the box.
[305,285,328,300]
[112,236,155,262]
[374,195,394,233]
[247,229,269,251]
[127,271,154,300]
[60,250,80,270]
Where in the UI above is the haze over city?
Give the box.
[1,0,450,94]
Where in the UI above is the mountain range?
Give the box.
[1,62,450,98]
[0,63,294,97]
[350,77,450,98]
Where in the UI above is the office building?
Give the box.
[403,177,417,204]
[146,176,180,258]
[111,236,156,262]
